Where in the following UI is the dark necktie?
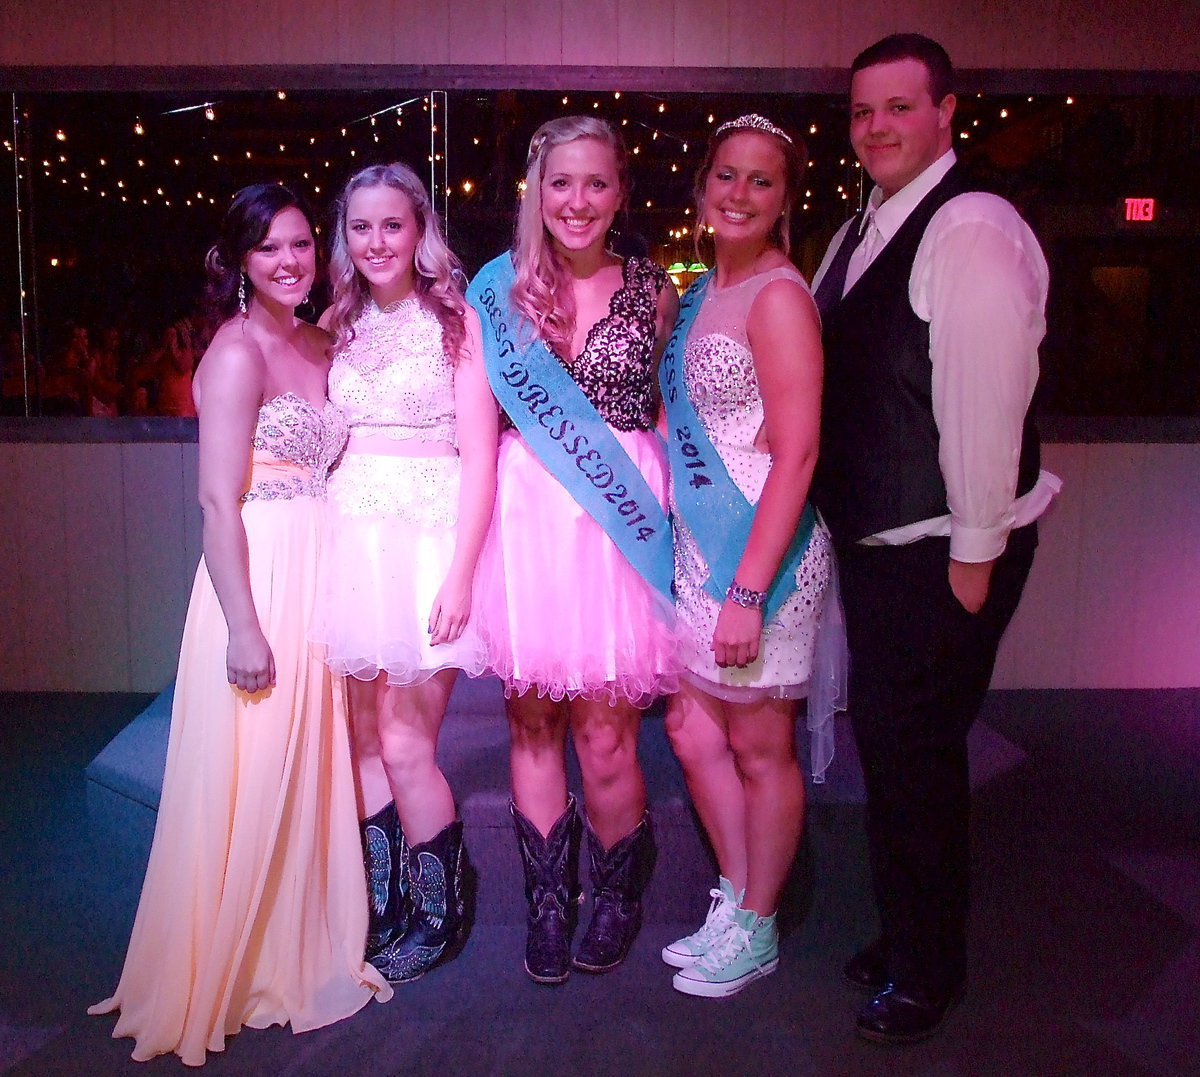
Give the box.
[813,215,867,317]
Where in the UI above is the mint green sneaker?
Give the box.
[671,907,779,998]
[661,877,742,968]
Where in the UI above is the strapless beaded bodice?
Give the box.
[244,392,348,503]
[330,299,457,446]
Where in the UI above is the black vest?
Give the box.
[812,166,1040,544]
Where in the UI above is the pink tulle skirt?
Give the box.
[474,428,679,705]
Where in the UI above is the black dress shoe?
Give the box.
[843,938,889,992]
[856,984,962,1045]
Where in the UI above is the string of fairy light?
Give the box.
[3,89,1076,263]
[6,92,439,211]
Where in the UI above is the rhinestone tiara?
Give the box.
[713,114,793,144]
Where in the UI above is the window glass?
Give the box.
[2,88,1196,418]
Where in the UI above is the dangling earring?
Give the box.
[238,274,248,315]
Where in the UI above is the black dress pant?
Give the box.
[836,524,1037,998]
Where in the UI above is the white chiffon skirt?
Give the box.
[314,451,488,686]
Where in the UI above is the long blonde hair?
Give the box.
[510,116,628,354]
[325,162,467,361]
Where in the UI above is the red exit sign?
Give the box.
[1124,197,1156,222]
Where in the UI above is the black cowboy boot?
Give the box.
[511,797,581,984]
[573,812,656,973]
[360,801,409,958]
[369,819,465,983]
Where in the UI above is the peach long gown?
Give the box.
[89,393,391,1066]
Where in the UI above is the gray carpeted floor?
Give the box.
[1,687,1198,1076]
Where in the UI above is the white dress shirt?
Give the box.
[812,150,1060,564]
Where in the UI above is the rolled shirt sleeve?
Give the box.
[911,194,1050,563]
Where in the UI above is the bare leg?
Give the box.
[376,668,458,846]
[727,696,804,916]
[508,690,570,836]
[570,697,645,847]
[664,681,748,892]
[349,674,392,819]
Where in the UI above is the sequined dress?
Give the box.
[90,393,391,1066]
[474,257,679,704]
[314,299,488,685]
[673,266,836,699]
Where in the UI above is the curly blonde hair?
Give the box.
[325,162,467,361]
[510,116,628,354]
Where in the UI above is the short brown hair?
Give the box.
[850,33,955,105]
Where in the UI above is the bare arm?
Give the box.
[652,275,680,437]
[192,332,274,692]
[711,278,823,669]
[654,276,682,359]
[429,307,500,646]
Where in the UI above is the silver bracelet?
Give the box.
[726,582,767,609]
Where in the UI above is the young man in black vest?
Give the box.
[811,33,1059,1044]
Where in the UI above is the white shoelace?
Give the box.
[694,889,735,943]
[695,922,755,974]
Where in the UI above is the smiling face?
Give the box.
[241,205,315,309]
[539,137,623,259]
[849,57,956,202]
[700,130,789,251]
[344,183,420,307]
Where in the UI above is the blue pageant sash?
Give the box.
[467,253,674,604]
[660,271,816,624]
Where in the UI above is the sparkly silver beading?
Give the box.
[714,114,793,144]
[242,393,347,503]
[331,299,459,447]
[325,453,461,525]
[671,265,831,692]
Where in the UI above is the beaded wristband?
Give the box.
[727,582,767,609]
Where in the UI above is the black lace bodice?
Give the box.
[554,257,667,432]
